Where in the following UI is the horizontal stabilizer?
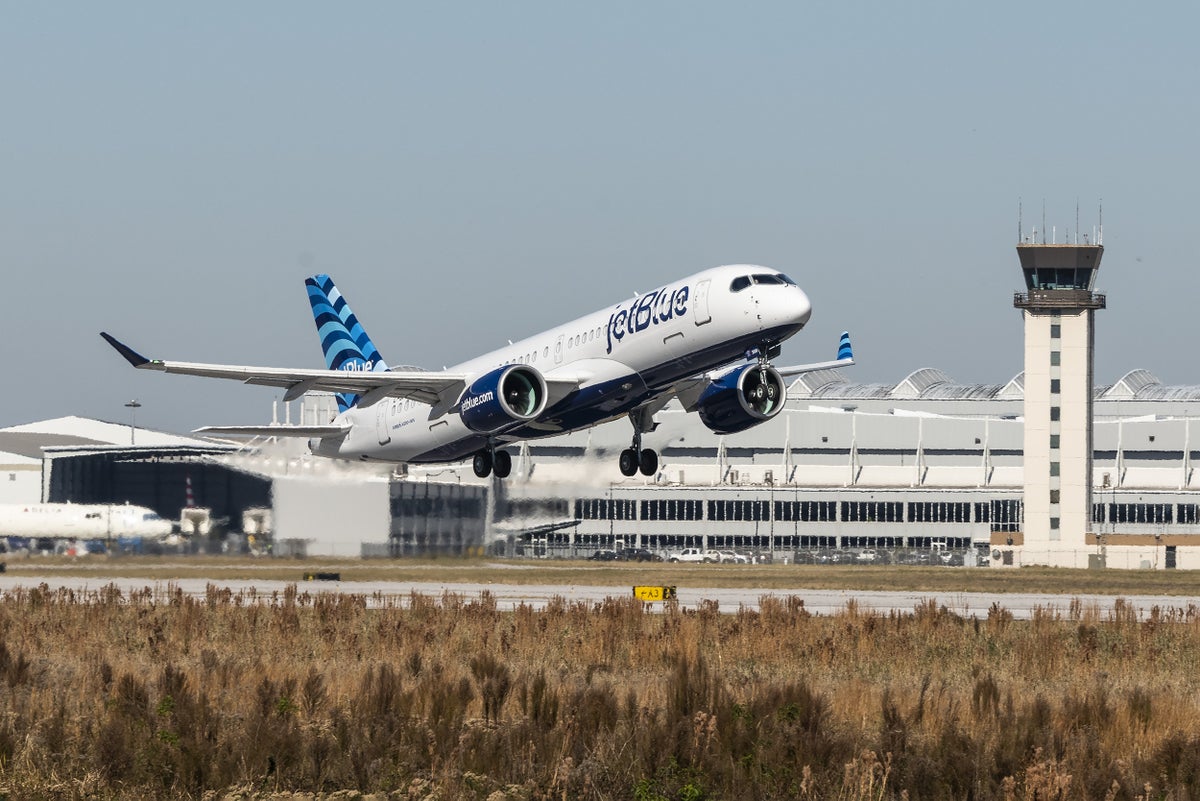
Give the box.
[194,425,348,439]
[775,331,855,377]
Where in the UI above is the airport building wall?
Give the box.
[272,476,391,557]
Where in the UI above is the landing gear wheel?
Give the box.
[493,449,512,479]
[638,448,658,476]
[472,450,493,478]
[619,448,639,477]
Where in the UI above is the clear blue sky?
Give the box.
[4,3,1198,432]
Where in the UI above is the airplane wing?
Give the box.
[194,424,348,438]
[101,333,469,408]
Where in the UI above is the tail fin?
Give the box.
[305,274,389,412]
[837,331,854,362]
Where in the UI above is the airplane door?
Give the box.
[376,402,392,446]
[693,280,711,325]
[554,335,564,364]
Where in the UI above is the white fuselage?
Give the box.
[322,264,812,464]
[0,503,174,540]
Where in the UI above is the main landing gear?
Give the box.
[472,446,512,479]
[619,408,658,477]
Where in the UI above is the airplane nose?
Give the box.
[794,288,813,327]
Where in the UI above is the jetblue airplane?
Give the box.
[102,264,853,478]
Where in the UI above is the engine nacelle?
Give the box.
[696,364,787,435]
[459,365,548,434]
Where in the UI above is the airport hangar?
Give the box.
[8,367,1200,569]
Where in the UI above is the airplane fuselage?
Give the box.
[0,503,173,540]
[321,264,812,463]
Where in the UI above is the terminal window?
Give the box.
[990,499,1022,532]
[774,500,836,522]
[906,501,971,523]
[640,499,703,521]
[574,498,636,520]
[1108,503,1173,525]
[708,500,769,522]
[842,501,904,523]
[1178,504,1200,524]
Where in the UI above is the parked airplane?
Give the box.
[0,503,174,540]
[102,264,853,478]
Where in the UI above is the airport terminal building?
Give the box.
[9,364,1200,568]
[8,239,1200,569]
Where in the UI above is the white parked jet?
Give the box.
[102,265,853,478]
[0,503,173,540]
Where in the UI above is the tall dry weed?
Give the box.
[1,583,1200,798]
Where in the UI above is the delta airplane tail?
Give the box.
[305,274,390,412]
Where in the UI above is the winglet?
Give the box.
[837,331,854,363]
[100,332,152,368]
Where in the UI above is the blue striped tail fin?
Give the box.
[837,332,854,361]
[305,274,389,412]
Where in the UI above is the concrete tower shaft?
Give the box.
[1013,244,1105,565]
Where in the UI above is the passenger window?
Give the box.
[731,276,751,292]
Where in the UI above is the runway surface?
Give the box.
[2,574,1198,620]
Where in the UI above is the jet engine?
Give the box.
[696,363,786,435]
[459,365,548,434]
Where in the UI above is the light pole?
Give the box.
[125,400,141,445]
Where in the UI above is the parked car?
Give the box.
[617,547,662,562]
[668,548,720,563]
[856,548,879,563]
[587,549,620,561]
[719,551,749,564]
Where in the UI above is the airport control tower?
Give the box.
[1013,237,1105,565]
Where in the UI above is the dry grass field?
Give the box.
[1,563,1199,799]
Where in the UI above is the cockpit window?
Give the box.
[751,274,785,285]
[730,275,752,292]
[778,273,797,286]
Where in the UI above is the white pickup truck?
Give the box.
[668,548,721,563]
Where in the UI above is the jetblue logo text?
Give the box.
[606,285,689,354]
[461,391,495,413]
